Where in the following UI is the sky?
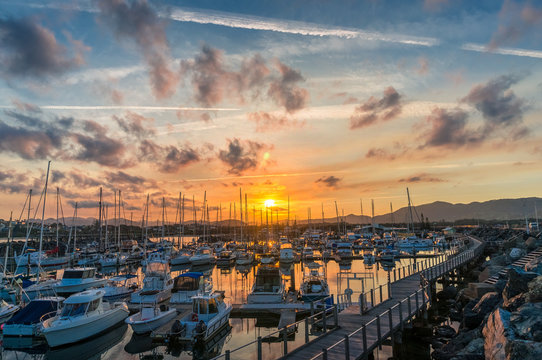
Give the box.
[0,0,541,223]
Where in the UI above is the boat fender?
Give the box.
[191,313,198,322]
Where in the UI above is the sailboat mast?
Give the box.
[407,187,414,233]
[73,202,78,255]
[390,202,394,227]
[56,187,59,249]
[144,194,149,260]
[3,212,12,277]
[98,187,103,251]
[239,188,243,242]
[104,205,109,249]
[360,199,363,226]
[38,161,51,281]
[162,197,165,239]
[118,190,122,249]
[334,201,340,234]
[371,199,375,234]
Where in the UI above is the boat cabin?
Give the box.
[173,272,204,293]
[60,290,104,319]
[191,293,223,322]
[62,268,97,280]
[253,267,282,293]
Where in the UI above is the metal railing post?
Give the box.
[389,308,394,344]
[323,348,328,360]
[415,289,420,315]
[283,328,288,355]
[408,294,412,318]
[305,317,309,343]
[377,314,382,349]
[225,350,231,360]
[388,282,392,299]
[379,285,383,303]
[370,288,374,307]
[323,308,327,333]
[257,336,262,360]
[344,335,350,360]
[334,305,339,327]
[398,301,403,330]
[393,268,396,282]
[362,324,367,357]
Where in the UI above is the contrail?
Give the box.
[462,43,542,59]
[0,105,239,111]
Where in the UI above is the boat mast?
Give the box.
[56,187,59,249]
[334,201,340,234]
[118,190,122,249]
[390,202,394,228]
[3,212,12,277]
[104,205,109,250]
[73,202,78,255]
[239,188,243,243]
[321,203,324,233]
[407,187,414,233]
[38,160,51,282]
[161,197,165,240]
[360,199,363,227]
[144,194,149,261]
[98,187,103,251]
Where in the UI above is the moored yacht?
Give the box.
[170,272,213,305]
[125,303,177,334]
[247,266,285,304]
[53,268,107,296]
[170,248,193,266]
[300,263,329,302]
[189,247,215,266]
[129,262,173,309]
[279,243,295,264]
[3,297,64,337]
[103,275,138,302]
[176,292,232,342]
[0,300,19,324]
[41,289,129,347]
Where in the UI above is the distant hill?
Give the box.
[18,197,542,226]
[299,197,542,224]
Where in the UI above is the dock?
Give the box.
[213,236,485,360]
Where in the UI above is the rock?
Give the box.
[464,282,495,300]
[509,248,526,260]
[525,237,537,250]
[483,308,512,360]
[463,292,501,329]
[478,266,504,282]
[503,293,526,312]
[432,328,482,360]
[510,303,542,341]
[456,337,484,358]
[437,286,458,301]
[524,257,542,275]
[494,279,507,294]
[506,340,542,360]
[503,268,539,303]
[435,325,456,338]
[526,276,542,302]
[450,308,462,321]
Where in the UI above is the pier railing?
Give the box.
[212,304,339,360]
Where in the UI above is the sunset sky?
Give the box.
[1,0,541,223]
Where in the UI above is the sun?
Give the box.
[264,199,275,207]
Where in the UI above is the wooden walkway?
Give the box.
[283,236,484,360]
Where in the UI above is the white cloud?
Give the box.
[462,43,542,59]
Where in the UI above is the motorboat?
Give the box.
[3,297,64,337]
[21,278,60,302]
[170,272,213,305]
[99,253,127,268]
[175,292,232,342]
[259,253,276,265]
[15,250,69,268]
[247,266,285,304]
[129,262,173,309]
[395,236,433,250]
[300,263,329,302]
[0,300,19,324]
[41,289,129,347]
[336,243,354,260]
[77,252,100,267]
[279,244,295,264]
[170,248,193,266]
[302,247,315,261]
[103,275,138,302]
[235,251,254,265]
[189,247,216,266]
[125,303,177,334]
[216,250,236,267]
[53,268,107,296]
[363,251,376,265]
[142,251,169,266]
[378,247,397,263]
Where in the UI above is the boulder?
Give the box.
[526,275,542,303]
[524,257,542,275]
[434,325,456,338]
[463,292,501,329]
[509,248,526,260]
[464,282,495,300]
[510,303,542,341]
[432,328,482,360]
[483,308,512,360]
[525,237,537,250]
[437,286,458,301]
[503,268,539,303]
[478,266,504,282]
[456,337,484,358]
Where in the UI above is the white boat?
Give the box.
[336,243,354,260]
[300,263,329,302]
[3,297,64,337]
[53,268,107,296]
[15,250,69,268]
[99,253,127,267]
[103,275,138,302]
[77,252,100,267]
[41,289,129,347]
[189,247,216,266]
[125,304,177,334]
[0,300,19,324]
[378,247,397,263]
[129,262,173,309]
[363,251,376,265]
[21,278,60,302]
[142,251,169,266]
[216,251,236,267]
[279,244,295,264]
[175,292,232,342]
[170,272,213,305]
[247,266,285,304]
[395,236,433,250]
[235,251,254,265]
[302,247,315,260]
[170,249,193,266]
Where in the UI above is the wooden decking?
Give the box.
[284,237,484,360]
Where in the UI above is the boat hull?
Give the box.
[53,279,108,296]
[126,309,177,334]
[42,305,129,347]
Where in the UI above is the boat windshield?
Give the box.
[193,298,208,314]
[174,276,200,291]
[255,274,280,287]
[60,302,88,318]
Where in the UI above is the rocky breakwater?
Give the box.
[432,232,542,360]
